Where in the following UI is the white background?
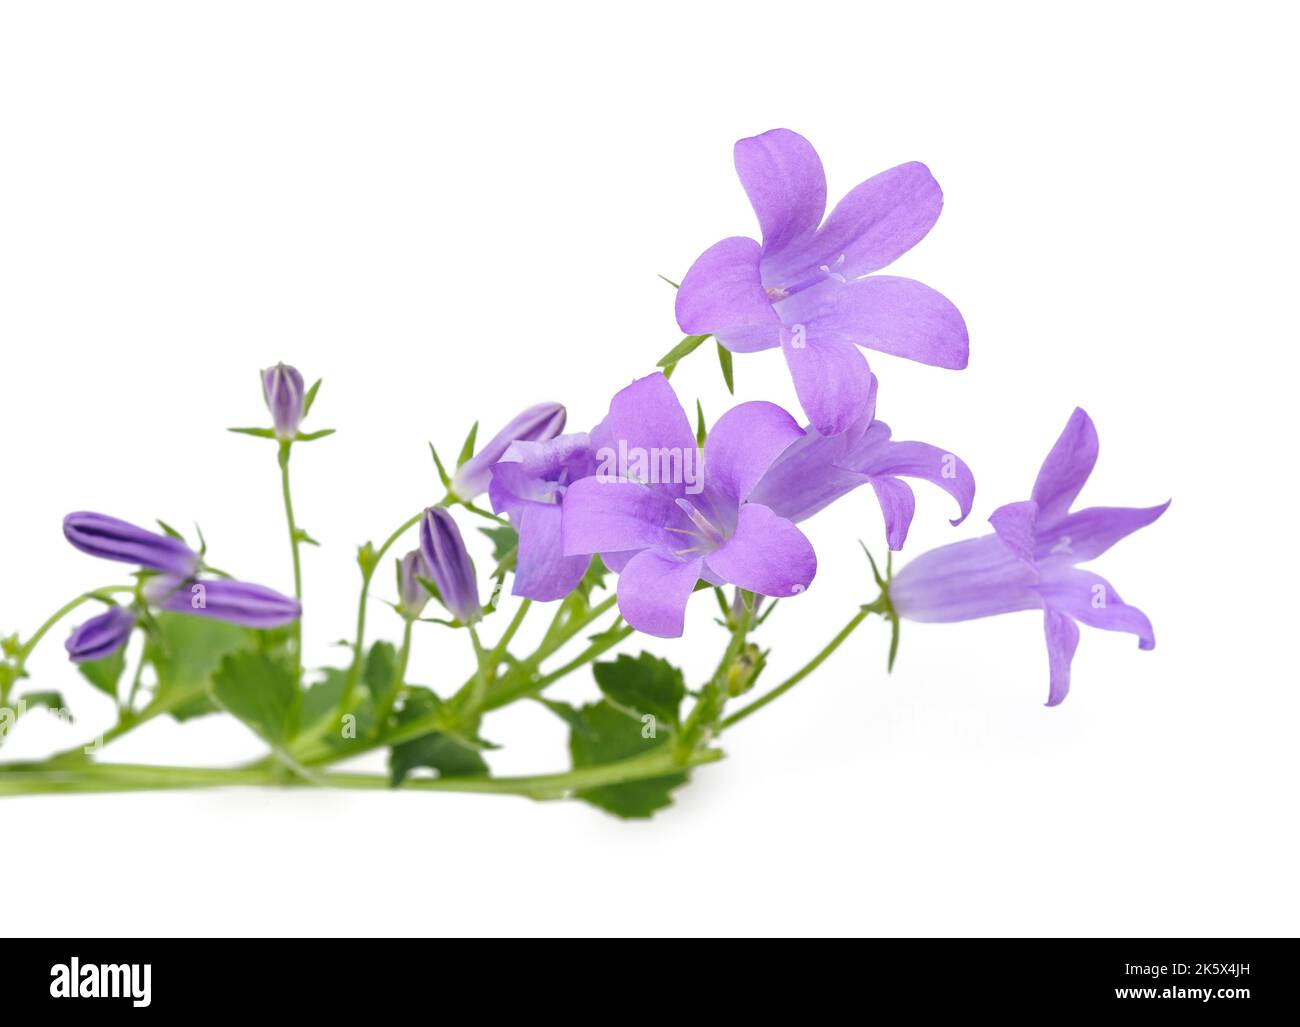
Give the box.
[1,1,1296,937]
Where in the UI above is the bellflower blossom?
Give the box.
[488,433,599,600]
[262,362,306,439]
[63,512,199,577]
[146,577,302,629]
[419,507,481,624]
[890,408,1169,705]
[451,402,567,501]
[748,373,974,549]
[676,128,968,437]
[396,549,432,619]
[561,373,816,637]
[64,606,136,663]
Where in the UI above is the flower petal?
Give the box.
[588,372,697,474]
[733,128,827,254]
[560,477,679,556]
[870,476,916,551]
[616,551,704,638]
[988,500,1039,565]
[1043,607,1080,707]
[863,431,975,527]
[703,503,816,598]
[512,502,592,602]
[675,237,782,352]
[703,401,805,504]
[1037,501,1171,563]
[781,275,967,370]
[1031,407,1098,526]
[1037,565,1155,650]
[779,329,875,436]
[891,535,1042,623]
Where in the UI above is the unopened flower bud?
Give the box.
[262,362,306,439]
[65,606,136,664]
[419,508,480,624]
[451,402,566,500]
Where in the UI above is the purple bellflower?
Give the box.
[397,549,432,619]
[488,433,600,600]
[890,408,1169,705]
[63,512,199,577]
[263,362,306,439]
[451,402,567,501]
[561,373,816,638]
[748,373,975,550]
[419,507,481,624]
[65,605,136,663]
[146,577,302,629]
[676,128,968,437]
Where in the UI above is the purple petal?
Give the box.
[63,512,199,577]
[891,535,1042,623]
[733,128,826,254]
[616,551,703,638]
[675,237,782,352]
[862,430,976,528]
[420,508,481,623]
[703,503,816,598]
[779,330,875,437]
[870,476,916,551]
[780,275,968,370]
[1037,565,1155,650]
[262,363,305,439]
[398,549,431,616]
[988,500,1039,565]
[65,606,135,663]
[561,477,679,556]
[1036,501,1171,563]
[512,502,591,602]
[452,402,567,500]
[768,161,943,285]
[1031,408,1098,526]
[703,401,805,504]
[1043,608,1080,707]
[588,373,697,474]
[149,578,301,628]
[488,432,595,519]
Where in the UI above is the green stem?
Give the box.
[277,440,304,682]
[485,624,633,712]
[720,608,870,731]
[371,618,413,735]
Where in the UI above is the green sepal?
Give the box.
[227,427,277,439]
[455,422,480,467]
[716,341,735,393]
[429,442,452,489]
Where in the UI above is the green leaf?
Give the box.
[302,378,323,416]
[211,650,299,744]
[716,341,735,394]
[656,333,710,371]
[300,666,374,747]
[429,442,452,488]
[77,646,127,701]
[456,421,480,467]
[144,613,254,721]
[364,641,398,711]
[18,691,69,716]
[478,525,519,563]
[592,652,685,728]
[534,697,592,737]
[227,427,277,439]
[389,687,488,785]
[568,702,688,819]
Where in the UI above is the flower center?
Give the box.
[672,497,726,552]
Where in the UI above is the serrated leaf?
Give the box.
[478,525,519,563]
[144,612,253,721]
[18,691,69,716]
[77,646,127,701]
[534,697,593,737]
[389,687,488,785]
[592,652,685,728]
[568,702,688,819]
[716,341,734,394]
[211,650,299,744]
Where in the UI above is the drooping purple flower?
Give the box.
[262,362,306,439]
[676,128,968,437]
[561,373,816,638]
[451,402,567,500]
[488,433,599,600]
[419,507,481,624]
[748,372,975,550]
[65,605,136,663]
[890,408,1169,705]
[63,512,199,576]
[397,549,432,618]
[146,577,302,628]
